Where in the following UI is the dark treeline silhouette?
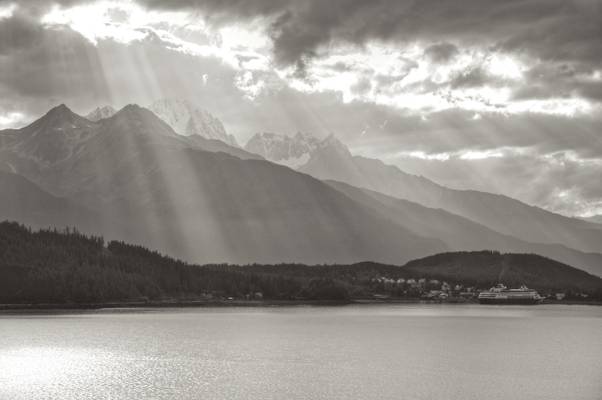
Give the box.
[1,221,601,304]
[0,221,360,303]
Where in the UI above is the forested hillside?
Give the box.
[0,221,306,303]
[1,222,600,305]
[403,251,602,291]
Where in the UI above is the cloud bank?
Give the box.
[0,0,601,217]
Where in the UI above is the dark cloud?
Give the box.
[0,12,43,55]
[0,6,253,120]
[135,0,602,110]
[4,1,600,106]
[349,106,602,159]
[578,83,602,102]
[0,7,103,116]
[351,77,371,95]
[328,61,355,73]
[138,0,602,72]
[510,62,602,102]
[450,67,491,89]
[0,1,96,56]
[424,42,458,63]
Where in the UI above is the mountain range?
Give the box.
[246,132,602,256]
[1,103,601,276]
[0,104,443,265]
[85,99,243,151]
[326,181,602,276]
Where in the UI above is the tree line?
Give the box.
[1,221,600,304]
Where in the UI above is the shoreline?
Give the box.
[1,298,601,312]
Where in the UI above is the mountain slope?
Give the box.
[0,105,446,265]
[0,171,102,233]
[403,251,602,292]
[180,134,262,160]
[243,131,602,256]
[297,137,602,254]
[582,215,602,224]
[327,180,602,276]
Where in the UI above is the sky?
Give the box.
[0,0,601,217]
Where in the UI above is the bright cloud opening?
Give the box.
[0,2,16,20]
[0,111,26,128]
[40,0,273,99]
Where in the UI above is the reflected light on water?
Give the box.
[1,347,83,381]
[1,306,601,400]
[0,347,109,397]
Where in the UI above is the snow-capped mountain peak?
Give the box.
[317,134,351,155]
[244,131,354,169]
[86,105,116,122]
[147,99,239,147]
[244,131,321,168]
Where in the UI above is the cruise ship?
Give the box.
[478,284,544,304]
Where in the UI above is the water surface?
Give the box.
[1,304,600,399]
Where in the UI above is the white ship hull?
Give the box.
[478,285,543,305]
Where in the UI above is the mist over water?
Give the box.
[1,304,601,400]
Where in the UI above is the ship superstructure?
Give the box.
[478,284,543,304]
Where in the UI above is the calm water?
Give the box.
[1,304,601,400]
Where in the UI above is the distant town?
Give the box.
[368,276,579,302]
